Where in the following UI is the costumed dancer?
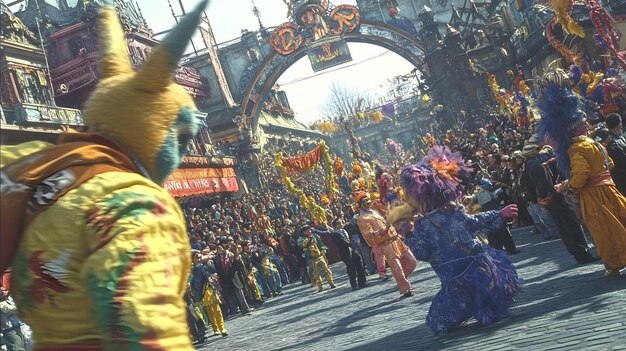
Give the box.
[536,68,626,278]
[299,225,335,292]
[0,1,209,349]
[399,147,523,335]
[352,176,386,280]
[190,251,227,337]
[355,192,417,297]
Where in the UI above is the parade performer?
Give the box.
[0,1,208,349]
[299,225,336,292]
[352,173,387,280]
[536,68,626,278]
[398,147,523,334]
[190,251,227,337]
[355,192,417,297]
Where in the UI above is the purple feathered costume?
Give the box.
[400,147,523,335]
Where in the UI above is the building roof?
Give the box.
[259,111,323,137]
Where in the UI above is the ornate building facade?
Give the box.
[1,0,238,197]
[0,1,81,145]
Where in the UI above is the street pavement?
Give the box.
[198,226,626,351]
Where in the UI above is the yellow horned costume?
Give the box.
[0,0,209,350]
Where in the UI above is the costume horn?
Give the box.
[133,0,209,92]
[98,0,133,78]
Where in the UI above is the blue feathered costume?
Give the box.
[399,147,523,335]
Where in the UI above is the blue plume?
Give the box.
[536,83,584,179]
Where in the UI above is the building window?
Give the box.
[68,36,85,59]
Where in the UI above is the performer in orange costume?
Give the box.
[355,192,417,297]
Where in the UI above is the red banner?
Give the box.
[280,144,322,172]
[164,167,239,197]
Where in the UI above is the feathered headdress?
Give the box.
[399,146,472,213]
[536,67,585,179]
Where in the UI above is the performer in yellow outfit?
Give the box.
[299,225,335,292]
[0,0,209,350]
[537,68,626,278]
[559,135,626,276]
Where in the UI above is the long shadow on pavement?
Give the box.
[341,270,625,350]
[271,298,417,351]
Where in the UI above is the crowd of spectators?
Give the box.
[180,170,360,343]
[180,104,625,344]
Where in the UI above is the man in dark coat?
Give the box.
[521,144,598,264]
[213,245,251,316]
[344,216,376,275]
[327,219,367,290]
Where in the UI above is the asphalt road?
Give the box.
[197,226,626,351]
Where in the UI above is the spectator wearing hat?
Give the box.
[355,192,417,297]
[520,143,597,263]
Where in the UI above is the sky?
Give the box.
[104,0,417,125]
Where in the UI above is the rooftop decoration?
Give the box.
[270,0,361,56]
[0,3,39,46]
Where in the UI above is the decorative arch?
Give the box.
[239,19,428,134]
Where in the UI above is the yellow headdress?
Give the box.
[83,0,208,184]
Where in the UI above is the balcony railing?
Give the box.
[14,103,83,126]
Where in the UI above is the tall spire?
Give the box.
[251,0,264,29]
